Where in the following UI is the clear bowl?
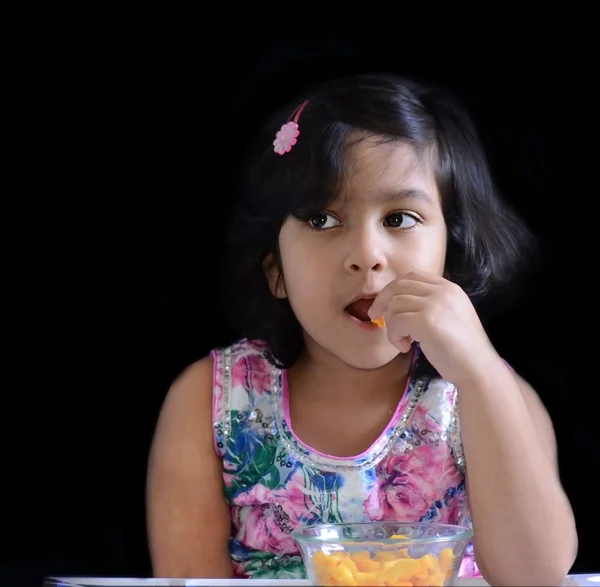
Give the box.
[292,521,474,586]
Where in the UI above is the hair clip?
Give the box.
[273,100,308,155]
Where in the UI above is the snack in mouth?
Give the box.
[371,316,385,327]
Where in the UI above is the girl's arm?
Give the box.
[146,357,234,578]
[369,273,578,585]
[459,358,577,586]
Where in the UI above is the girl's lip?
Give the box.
[346,292,379,305]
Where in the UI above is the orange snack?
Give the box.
[310,546,455,587]
[371,316,385,327]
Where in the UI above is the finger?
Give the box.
[384,311,417,340]
[368,280,397,320]
[369,280,433,319]
[403,270,446,285]
[386,294,425,316]
[391,278,435,296]
[392,336,413,353]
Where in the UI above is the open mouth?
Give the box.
[345,298,375,323]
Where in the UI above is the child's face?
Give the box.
[269,138,447,370]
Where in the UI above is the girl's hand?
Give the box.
[368,270,499,386]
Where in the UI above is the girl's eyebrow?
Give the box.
[375,187,434,206]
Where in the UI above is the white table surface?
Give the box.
[46,575,600,586]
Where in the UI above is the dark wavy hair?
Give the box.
[224,72,537,369]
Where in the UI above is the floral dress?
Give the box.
[211,339,480,579]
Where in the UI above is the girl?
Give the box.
[146,73,577,585]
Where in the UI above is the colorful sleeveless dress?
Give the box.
[211,338,480,579]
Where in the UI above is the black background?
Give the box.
[5,23,596,586]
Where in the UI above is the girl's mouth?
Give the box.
[345,298,375,322]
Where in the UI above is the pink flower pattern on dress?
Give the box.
[233,470,314,555]
[230,350,271,396]
[273,121,300,155]
[364,444,463,522]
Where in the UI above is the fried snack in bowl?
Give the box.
[292,522,473,586]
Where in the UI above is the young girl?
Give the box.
[146,73,577,585]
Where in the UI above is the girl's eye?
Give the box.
[308,213,341,230]
[383,212,419,229]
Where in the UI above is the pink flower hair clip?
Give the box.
[273,100,308,155]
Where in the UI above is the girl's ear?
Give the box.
[263,252,287,299]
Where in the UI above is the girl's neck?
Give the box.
[287,340,413,405]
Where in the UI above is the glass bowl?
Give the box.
[292,521,474,586]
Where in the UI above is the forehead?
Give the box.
[339,136,438,203]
